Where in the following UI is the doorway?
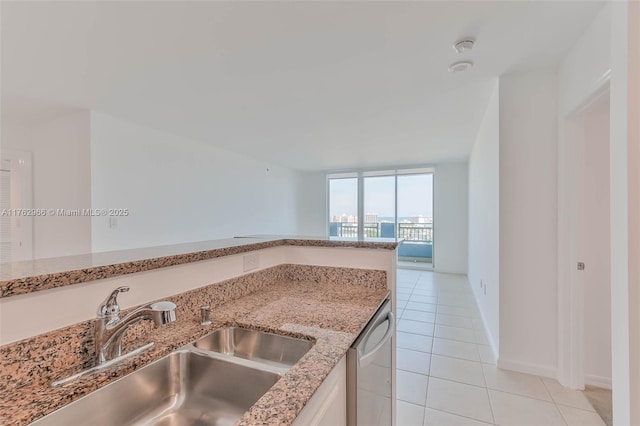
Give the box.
[557,85,612,399]
[0,149,33,262]
[580,93,612,392]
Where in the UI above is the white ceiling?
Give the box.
[1,1,602,171]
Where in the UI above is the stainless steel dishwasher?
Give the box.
[347,299,394,426]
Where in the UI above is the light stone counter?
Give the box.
[0,264,390,425]
[0,236,400,298]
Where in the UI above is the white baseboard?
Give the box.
[465,277,555,383]
[475,301,498,360]
[585,374,612,389]
[466,277,498,362]
[398,263,433,272]
[463,277,556,382]
[433,268,467,275]
[497,358,557,380]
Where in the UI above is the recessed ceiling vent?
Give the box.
[448,61,473,73]
[454,39,475,53]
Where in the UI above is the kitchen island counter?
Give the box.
[1,236,400,298]
[0,263,391,425]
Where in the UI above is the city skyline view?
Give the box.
[329,174,433,219]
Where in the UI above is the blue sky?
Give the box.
[329,174,433,218]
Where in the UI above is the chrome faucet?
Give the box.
[95,286,177,365]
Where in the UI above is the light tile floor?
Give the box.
[395,269,606,426]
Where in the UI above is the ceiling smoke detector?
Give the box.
[448,60,473,73]
[454,39,475,53]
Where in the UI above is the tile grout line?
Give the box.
[485,386,498,425]
[399,270,603,426]
[399,271,496,425]
[422,404,497,426]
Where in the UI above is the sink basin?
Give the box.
[194,327,314,370]
[32,350,280,426]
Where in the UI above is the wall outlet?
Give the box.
[243,253,259,272]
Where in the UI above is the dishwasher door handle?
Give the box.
[358,311,394,368]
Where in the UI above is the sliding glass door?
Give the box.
[364,175,395,240]
[328,175,358,238]
[328,170,434,264]
[397,174,433,263]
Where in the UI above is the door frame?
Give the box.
[0,149,34,261]
[557,74,611,390]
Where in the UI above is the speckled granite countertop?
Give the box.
[0,236,400,298]
[0,266,389,425]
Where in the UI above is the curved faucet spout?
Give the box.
[105,302,177,330]
[148,301,178,326]
[95,290,177,365]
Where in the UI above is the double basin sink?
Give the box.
[33,327,314,426]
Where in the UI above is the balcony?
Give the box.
[329,221,432,262]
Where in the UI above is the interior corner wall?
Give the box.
[468,80,500,354]
[296,171,327,237]
[89,111,299,252]
[434,163,468,274]
[498,69,559,377]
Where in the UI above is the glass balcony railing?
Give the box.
[329,221,433,262]
[329,221,432,242]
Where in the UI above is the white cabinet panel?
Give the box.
[293,356,346,426]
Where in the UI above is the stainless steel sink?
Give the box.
[194,327,314,370]
[32,350,280,426]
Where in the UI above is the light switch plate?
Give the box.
[243,253,259,272]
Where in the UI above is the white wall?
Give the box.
[609,1,639,423]
[468,80,500,353]
[556,6,639,421]
[296,171,327,236]
[1,110,92,259]
[498,69,558,377]
[434,163,468,274]
[581,98,611,387]
[90,112,299,252]
[1,121,32,152]
[559,4,611,116]
[556,3,613,390]
[627,5,640,424]
[31,111,92,258]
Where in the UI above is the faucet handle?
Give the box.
[97,286,130,318]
